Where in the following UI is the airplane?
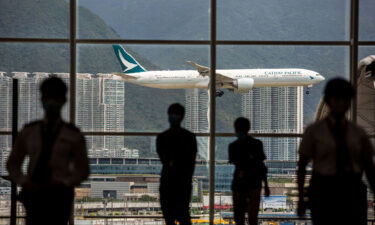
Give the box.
[111,44,325,97]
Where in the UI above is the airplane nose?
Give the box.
[317,75,325,82]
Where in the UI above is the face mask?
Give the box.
[42,100,63,117]
[235,131,247,139]
[168,114,182,126]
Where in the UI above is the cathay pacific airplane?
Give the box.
[112,45,325,96]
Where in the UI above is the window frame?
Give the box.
[1,0,374,224]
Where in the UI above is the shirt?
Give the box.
[156,127,197,186]
[299,117,374,176]
[229,136,267,190]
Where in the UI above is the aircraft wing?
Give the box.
[187,61,235,82]
[216,73,235,83]
[112,72,138,80]
[187,61,237,87]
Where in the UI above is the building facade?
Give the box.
[242,87,303,160]
[88,157,297,193]
[185,88,209,161]
[0,72,127,175]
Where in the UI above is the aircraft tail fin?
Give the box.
[113,45,147,73]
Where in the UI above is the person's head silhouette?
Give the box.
[40,76,67,120]
[234,117,250,139]
[323,78,355,119]
[168,103,185,128]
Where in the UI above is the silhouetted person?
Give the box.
[229,117,270,225]
[156,103,197,225]
[7,77,90,225]
[297,78,375,225]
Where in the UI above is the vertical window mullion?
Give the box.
[70,0,77,124]
[69,1,77,225]
[209,0,217,224]
[350,0,359,123]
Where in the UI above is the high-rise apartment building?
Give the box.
[97,73,125,151]
[53,73,70,121]
[0,72,11,134]
[0,72,52,175]
[0,72,11,176]
[0,72,127,175]
[75,73,125,152]
[242,87,303,160]
[73,73,96,150]
[185,88,209,133]
[13,72,42,128]
[185,88,209,160]
[53,73,126,152]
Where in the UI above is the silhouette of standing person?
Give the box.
[156,103,197,225]
[229,117,270,225]
[7,77,90,225]
[297,78,375,225]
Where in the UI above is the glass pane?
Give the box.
[214,137,235,224]
[215,136,300,223]
[359,46,375,61]
[359,0,375,41]
[216,45,350,133]
[1,133,28,221]
[0,136,11,177]
[0,135,11,219]
[77,44,209,132]
[75,135,208,224]
[0,0,69,38]
[0,135,11,220]
[77,0,209,40]
[0,43,70,128]
[0,76,12,133]
[217,0,350,41]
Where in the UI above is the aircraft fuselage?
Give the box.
[124,68,324,89]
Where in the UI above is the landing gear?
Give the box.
[216,90,224,97]
[305,87,311,95]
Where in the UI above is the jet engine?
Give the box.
[232,78,254,93]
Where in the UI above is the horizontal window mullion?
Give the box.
[76,39,210,45]
[217,40,351,46]
[0,38,69,43]
[5,131,373,138]
[81,131,303,138]
[75,39,351,46]
[358,41,375,45]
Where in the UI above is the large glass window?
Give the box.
[217,0,350,41]
[1,0,374,224]
[216,45,349,132]
[359,0,375,41]
[0,0,69,39]
[77,0,210,40]
[214,137,301,220]
[0,77,12,133]
[0,135,11,219]
[0,43,70,127]
[76,135,208,224]
[77,44,208,132]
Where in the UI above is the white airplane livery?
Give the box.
[112,45,325,96]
